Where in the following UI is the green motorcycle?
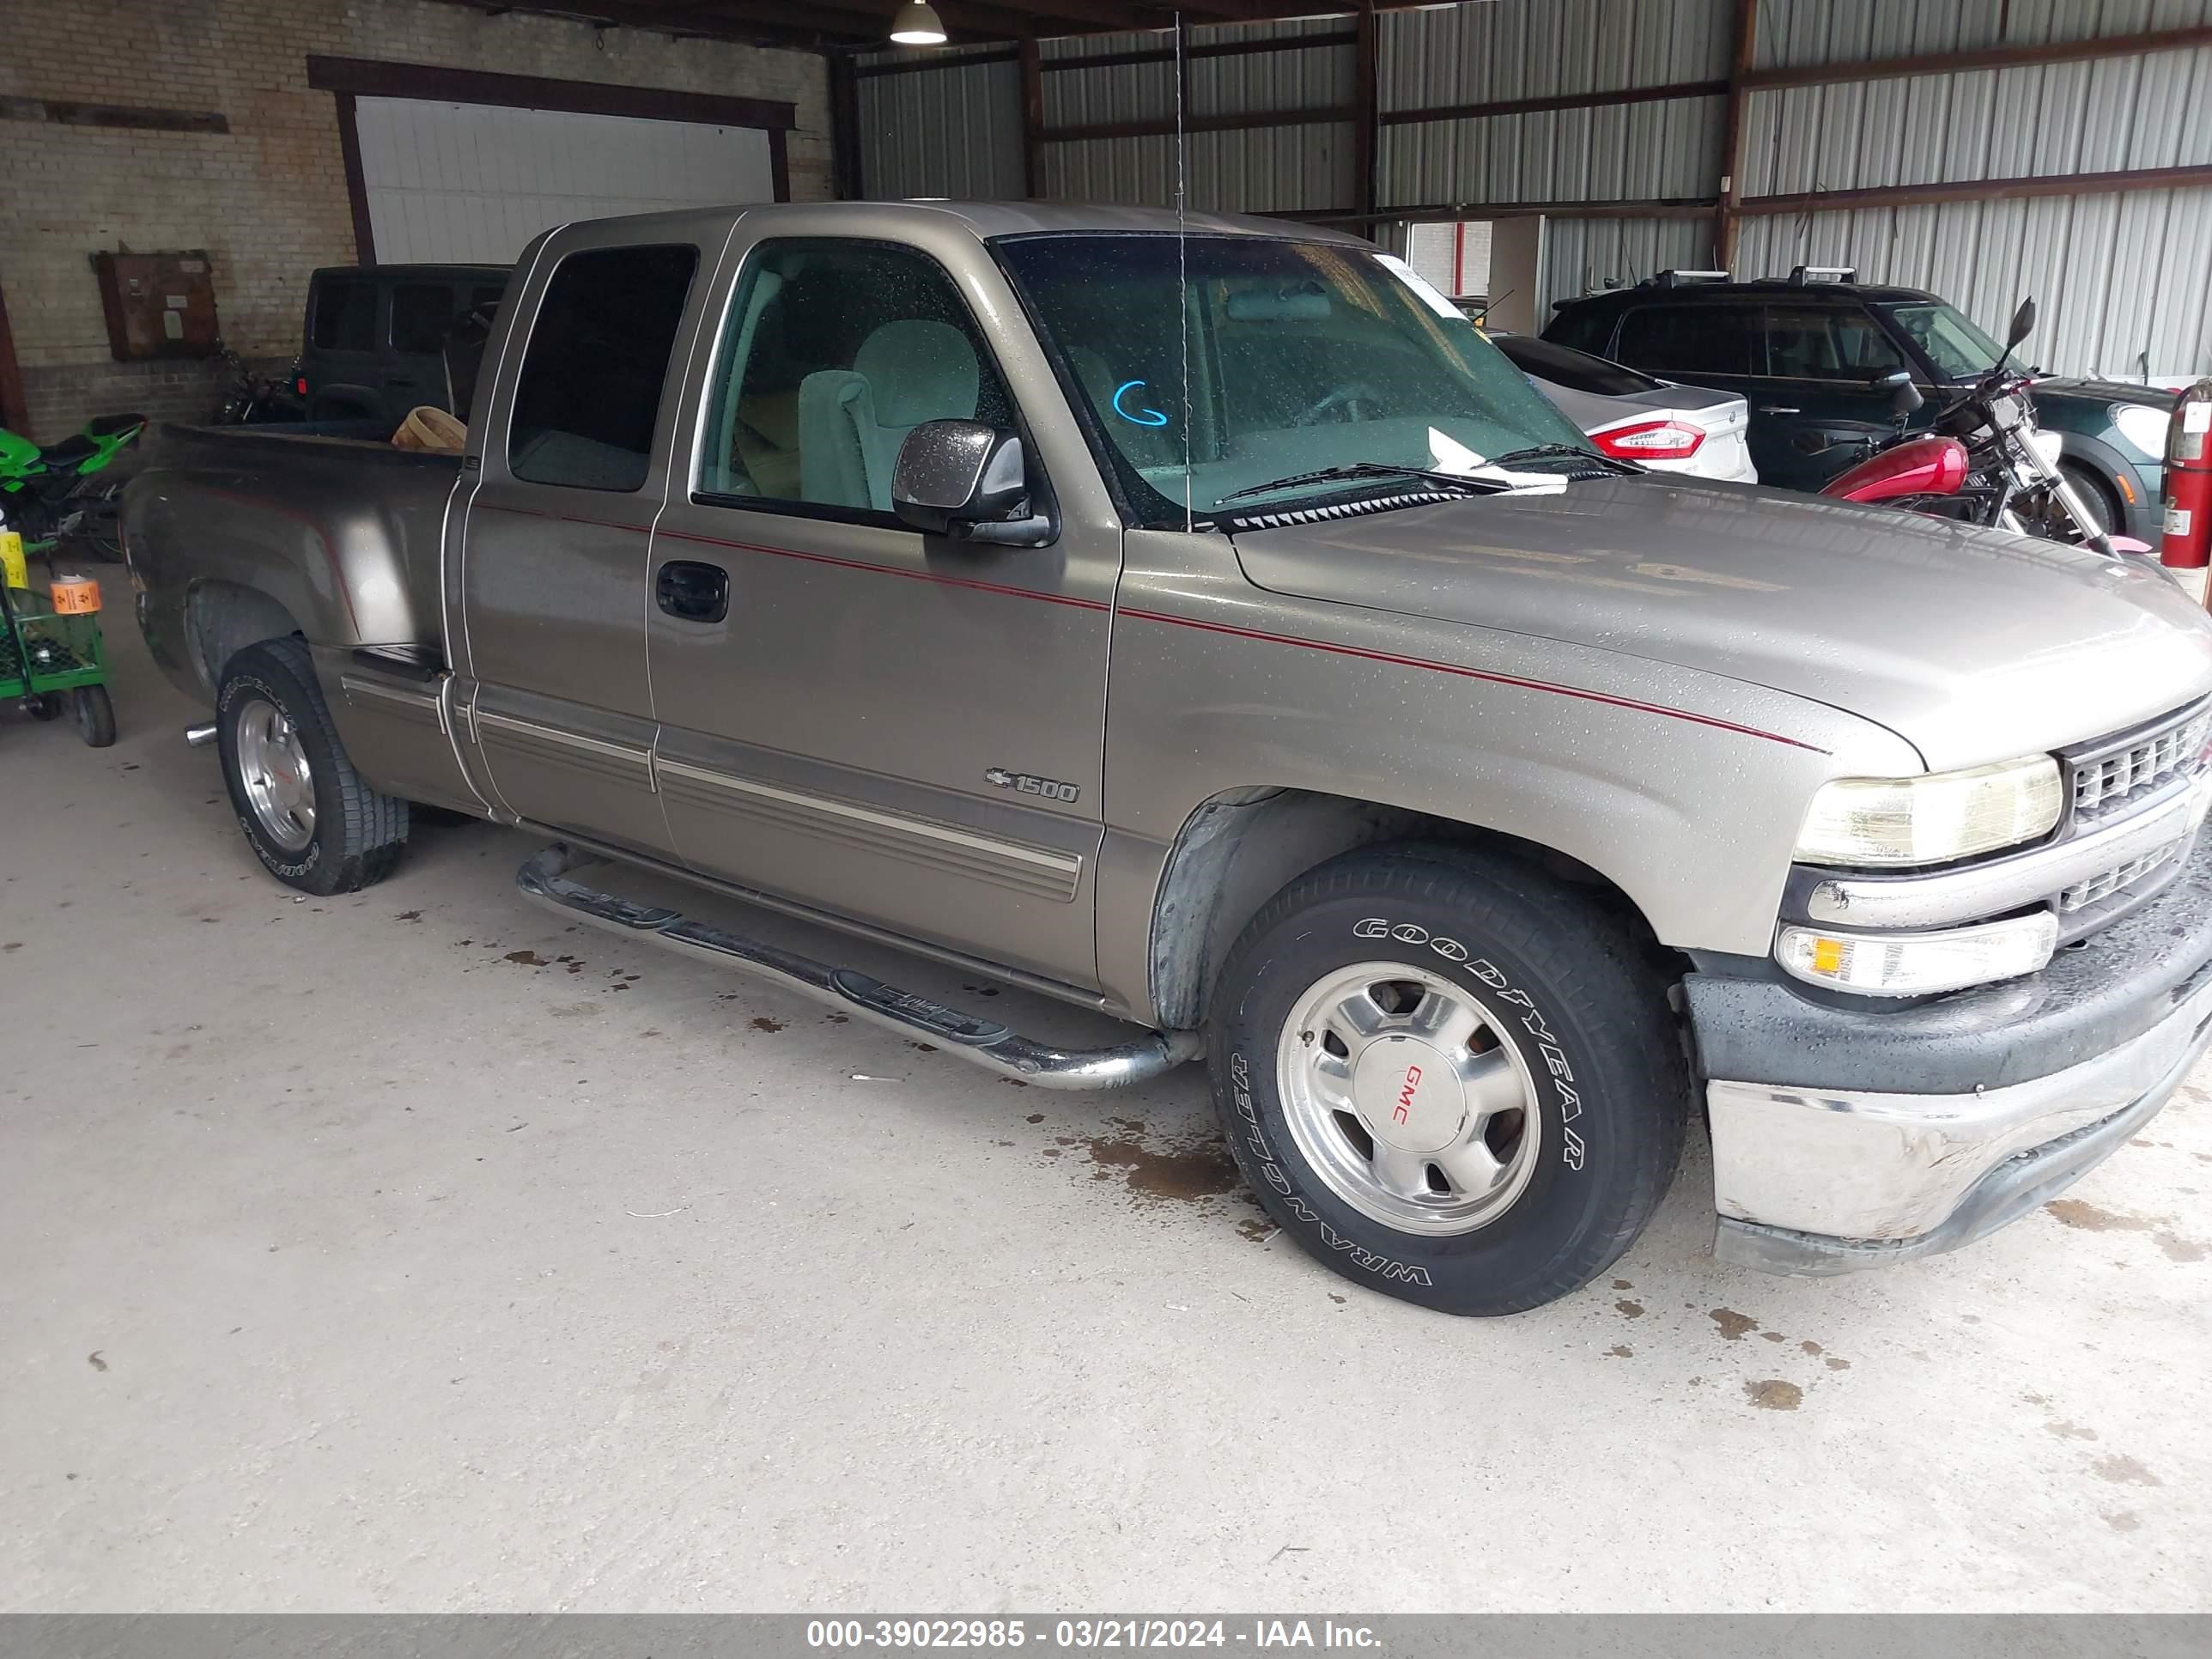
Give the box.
[0,412,146,561]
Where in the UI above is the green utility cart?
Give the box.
[2,535,116,747]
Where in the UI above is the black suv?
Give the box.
[1544,270,2172,538]
[301,264,511,428]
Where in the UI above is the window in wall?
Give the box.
[312,279,377,353]
[697,239,1013,516]
[507,244,699,493]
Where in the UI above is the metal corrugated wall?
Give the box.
[1380,0,1733,109]
[1755,0,2212,68]
[856,49,1025,200]
[1374,1,1729,319]
[1735,0,2212,375]
[1038,18,1357,214]
[853,2,2212,374]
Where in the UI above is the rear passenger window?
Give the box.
[312,279,376,353]
[1544,305,1614,356]
[390,284,455,355]
[1759,304,1910,379]
[1613,304,1754,377]
[508,245,698,493]
[696,239,1012,517]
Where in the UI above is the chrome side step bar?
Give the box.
[515,843,1200,1091]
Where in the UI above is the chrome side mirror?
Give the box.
[891,420,1054,547]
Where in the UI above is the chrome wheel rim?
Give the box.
[1276,962,1541,1237]
[234,697,316,853]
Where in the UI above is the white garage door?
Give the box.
[353,97,775,264]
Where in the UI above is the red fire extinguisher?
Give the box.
[2161,376,2212,574]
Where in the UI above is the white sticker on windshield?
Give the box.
[1378,255,1465,322]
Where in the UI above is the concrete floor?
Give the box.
[2,619,2209,1613]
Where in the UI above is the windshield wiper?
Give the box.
[1487,442,1642,476]
[1213,460,1517,508]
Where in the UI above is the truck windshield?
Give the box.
[994,233,1591,526]
[1880,301,2007,383]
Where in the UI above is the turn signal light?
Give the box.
[1593,419,1705,460]
[1776,912,2058,997]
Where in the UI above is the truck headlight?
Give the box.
[2112,403,2172,459]
[1777,913,2058,997]
[1796,756,2063,867]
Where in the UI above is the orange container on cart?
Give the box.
[49,573,101,614]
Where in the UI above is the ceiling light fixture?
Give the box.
[889,1,948,46]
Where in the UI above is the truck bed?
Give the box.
[124,422,462,688]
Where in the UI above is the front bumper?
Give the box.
[1693,829,2212,1276]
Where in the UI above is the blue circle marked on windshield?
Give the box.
[1112,380,1170,428]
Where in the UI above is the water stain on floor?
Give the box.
[1710,1309,1759,1340]
[1614,1298,1644,1318]
[749,1017,785,1033]
[1744,1379,1802,1411]
[2048,1198,2138,1231]
[2092,1454,2161,1486]
[2045,1197,2205,1261]
[1083,1132,1242,1203]
[504,950,547,967]
[1055,1123,1243,1206]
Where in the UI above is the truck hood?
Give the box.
[1230,477,2212,769]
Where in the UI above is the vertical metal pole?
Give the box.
[1018,33,1044,200]
[829,53,864,201]
[1713,0,1759,272]
[1353,3,1380,228]
[0,282,30,439]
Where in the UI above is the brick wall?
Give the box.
[0,0,830,440]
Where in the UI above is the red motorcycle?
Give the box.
[1817,300,2148,556]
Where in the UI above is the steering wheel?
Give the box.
[1292,382,1389,427]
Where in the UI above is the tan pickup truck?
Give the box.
[121,202,2212,1315]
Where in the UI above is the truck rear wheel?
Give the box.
[216,637,408,894]
[1208,844,1688,1316]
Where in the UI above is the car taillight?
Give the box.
[295,378,308,395]
[1594,419,1705,460]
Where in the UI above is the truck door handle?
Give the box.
[657,559,729,623]
[1759,404,1802,416]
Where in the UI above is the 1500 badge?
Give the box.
[985,768,1081,804]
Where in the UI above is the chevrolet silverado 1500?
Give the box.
[121,202,2212,1314]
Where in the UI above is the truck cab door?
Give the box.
[447,231,709,860]
[645,220,1118,992]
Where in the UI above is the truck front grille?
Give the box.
[2071,702,2211,823]
[2058,842,2184,913]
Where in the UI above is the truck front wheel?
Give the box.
[1208,844,1688,1316]
[216,637,408,894]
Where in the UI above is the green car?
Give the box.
[1546,271,2178,541]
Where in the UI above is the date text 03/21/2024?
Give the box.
[805,1620,1382,1650]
